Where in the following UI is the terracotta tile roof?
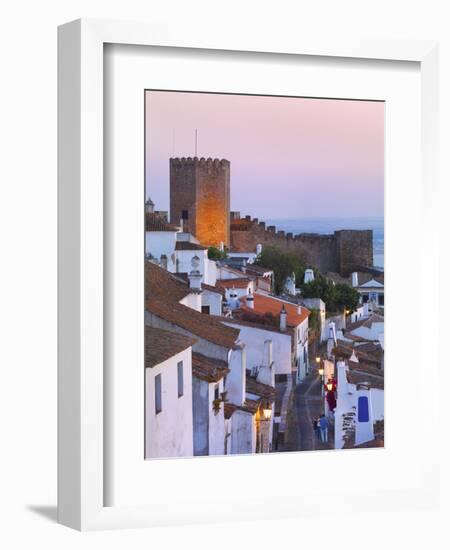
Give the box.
[201,283,225,297]
[192,353,229,382]
[145,212,179,232]
[145,261,192,304]
[147,298,240,349]
[245,375,276,399]
[216,277,252,289]
[145,326,196,368]
[346,369,384,390]
[224,400,259,418]
[244,264,273,276]
[175,241,208,251]
[346,313,384,333]
[239,293,310,326]
[332,344,382,367]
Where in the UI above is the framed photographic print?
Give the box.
[58,19,440,530]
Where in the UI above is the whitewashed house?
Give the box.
[351,271,384,309]
[145,326,196,459]
[191,353,229,455]
[239,291,310,382]
[175,241,218,285]
[345,313,384,343]
[145,211,180,272]
[333,355,384,449]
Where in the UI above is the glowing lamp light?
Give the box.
[315,356,321,364]
[318,367,324,376]
[326,381,334,392]
[262,404,272,420]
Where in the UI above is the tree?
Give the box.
[254,245,305,294]
[208,246,227,260]
[334,283,360,312]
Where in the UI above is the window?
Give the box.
[379,293,384,306]
[214,384,220,401]
[201,305,210,314]
[177,361,184,397]
[155,374,162,414]
[181,209,189,220]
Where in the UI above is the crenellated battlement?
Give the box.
[170,157,230,172]
[230,214,373,275]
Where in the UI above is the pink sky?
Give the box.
[145,91,384,219]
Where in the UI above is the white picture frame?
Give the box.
[58,18,440,531]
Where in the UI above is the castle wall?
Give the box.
[170,157,230,248]
[230,218,373,275]
[335,230,373,276]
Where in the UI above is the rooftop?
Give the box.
[175,241,208,251]
[145,326,196,368]
[216,277,252,289]
[239,292,310,327]
[192,353,229,383]
[345,313,384,333]
[148,298,239,349]
[145,261,192,304]
[145,212,179,232]
[224,400,259,418]
[246,375,277,399]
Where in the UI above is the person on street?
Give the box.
[319,414,329,443]
[313,417,321,439]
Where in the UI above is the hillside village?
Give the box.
[144,157,384,458]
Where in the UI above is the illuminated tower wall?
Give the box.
[170,157,230,248]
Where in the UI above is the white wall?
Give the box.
[180,292,202,312]
[176,249,217,285]
[230,410,256,454]
[201,289,222,315]
[224,322,292,376]
[226,345,246,406]
[145,348,193,459]
[208,378,226,455]
[145,230,178,272]
[350,322,384,341]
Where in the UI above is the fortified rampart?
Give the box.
[170,157,230,248]
[230,214,373,276]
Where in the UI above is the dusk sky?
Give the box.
[145,91,384,219]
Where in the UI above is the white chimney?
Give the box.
[297,300,302,315]
[280,304,287,332]
[257,339,274,386]
[304,269,315,284]
[160,254,168,270]
[246,289,254,309]
[219,241,224,252]
[351,272,359,287]
[179,218,184,232]
[256,243,262,256]
[188,269,202,293]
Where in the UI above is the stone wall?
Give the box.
[230,216,373,276]
[170,157,230,247]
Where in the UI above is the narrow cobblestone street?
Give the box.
[285,369,334,452]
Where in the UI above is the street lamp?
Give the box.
[318,367,324,377]
[315,356,321,365]
[326,381,334,392]
[262,402,272,421]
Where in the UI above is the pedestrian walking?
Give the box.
[312,417,321,439]
[319,414,329,443]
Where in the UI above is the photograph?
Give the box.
[144,90,385,459]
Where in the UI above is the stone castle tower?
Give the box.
[170,157,230,248]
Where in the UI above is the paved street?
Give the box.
[285,369,334,452]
